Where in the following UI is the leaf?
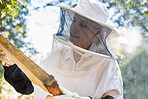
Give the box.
[142,12,148,17]
[4,31,10,38]
[0,0,2,4]
[12,11,15,18]
[0,4,5,9]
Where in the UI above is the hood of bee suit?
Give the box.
[55,0,119,58]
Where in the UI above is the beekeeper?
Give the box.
[0,0,123,98]
[34,0,123,99]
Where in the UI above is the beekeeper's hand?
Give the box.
[0,48,14,66]
[46,86,92,99]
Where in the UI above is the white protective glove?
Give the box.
[46,86,91,99]
[0,48,14,66]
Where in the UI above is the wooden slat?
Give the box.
[0,34,62,96]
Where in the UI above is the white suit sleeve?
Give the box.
[103,67,124,99]
[34,84,49,99]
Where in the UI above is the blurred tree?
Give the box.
[0,0,37,98]
[0,0,38,56]
[109,0,148,40]
[0,0,27,18]
[121,45,148,99]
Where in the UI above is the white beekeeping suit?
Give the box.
[34,0,123,99]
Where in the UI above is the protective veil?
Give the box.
[34,4,123,99]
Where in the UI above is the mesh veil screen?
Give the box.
[56,8,113,57]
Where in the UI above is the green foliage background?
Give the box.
[121,45,148,99]
[0,0,27,18]
[111,0,148,39]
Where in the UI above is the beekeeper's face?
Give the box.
[70,13,101,50]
